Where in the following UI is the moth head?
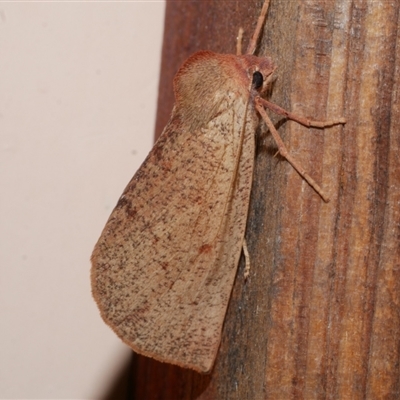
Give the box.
[245,57,276,96]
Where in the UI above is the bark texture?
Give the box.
[130,0,400,398]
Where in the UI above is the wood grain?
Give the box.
[130,0,400,398]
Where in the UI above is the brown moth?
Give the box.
[91,0,345,374]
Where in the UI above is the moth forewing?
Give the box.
[91,52,274,373]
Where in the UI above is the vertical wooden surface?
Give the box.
[130,0,400,398]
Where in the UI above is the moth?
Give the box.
[91,0,345,374]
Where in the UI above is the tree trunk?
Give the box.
[130,0,400,398]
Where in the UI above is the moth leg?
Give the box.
[258,98,346,128]
[246,0,271,55]
[255,98,331,203]
[243,239,251,279]
[236,27,244,56]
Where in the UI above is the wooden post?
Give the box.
[129,1,400,398]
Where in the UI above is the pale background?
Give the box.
[0,1,165,398]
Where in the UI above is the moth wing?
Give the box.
[91,97,256,373]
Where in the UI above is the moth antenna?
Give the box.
[236,27,244,55]
[246,0,271,55]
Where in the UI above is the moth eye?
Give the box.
[252,71,264,89]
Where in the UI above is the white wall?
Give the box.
[0,2,165,398]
